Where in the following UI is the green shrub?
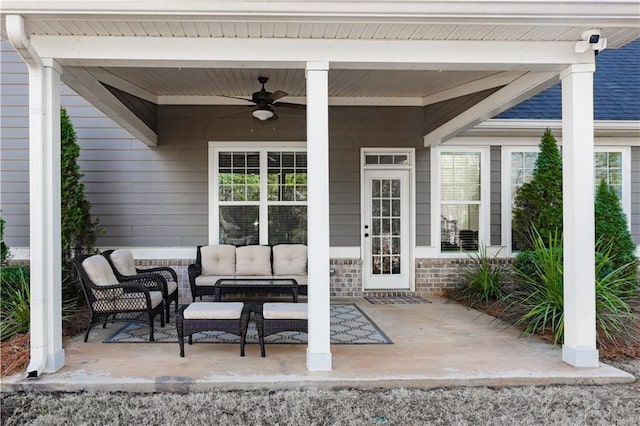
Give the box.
[595,179,638,288]
[594,249,637,345]
[509,229,636,346]
[512,130,563,250]
[510,229,564,344]
[61,107,100,264]
[450,244,504,308]
[0,266,31,341]
[512,249,539,282]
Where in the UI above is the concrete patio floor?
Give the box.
[1,297,634,392]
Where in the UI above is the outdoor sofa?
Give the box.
[188,244,308,302]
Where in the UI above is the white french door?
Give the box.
[362,169,411,290]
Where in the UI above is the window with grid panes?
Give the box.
[217,150,307,245]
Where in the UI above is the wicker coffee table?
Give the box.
[213,278,299,302]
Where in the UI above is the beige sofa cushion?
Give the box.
[109,249,137,276]
[263,302,308,320]
[201,245,236,276]
[272,244,307,276]
[82,255,125,299]
[235,245,272,276]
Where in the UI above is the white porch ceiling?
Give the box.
[84,66,517,105]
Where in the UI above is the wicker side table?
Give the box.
[177,303,251,357]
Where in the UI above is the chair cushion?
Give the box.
[201,245,236,276]
[167,280,178,295]
[109,249,137,276]
[183,302,244,320]
[272,244,307,276]
[235,245,272,276]
[82,255,124,299]
[263,302,308,320]
[93,291,163,312]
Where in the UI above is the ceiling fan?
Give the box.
[222,76,304,121]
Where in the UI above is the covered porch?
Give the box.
[2,1,639,377]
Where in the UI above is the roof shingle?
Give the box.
[497,38,639,120]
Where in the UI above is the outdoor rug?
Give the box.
[365,295,431,304]
[105,303,392,344]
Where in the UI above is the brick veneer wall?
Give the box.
[415,257,514,297]
[8,256,517,300]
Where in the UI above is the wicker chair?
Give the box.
[73,253,166,342]
[102,249,179,323]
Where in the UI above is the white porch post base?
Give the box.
[306,349,333,372]
[47,349,66,372]
[562,345,599,368]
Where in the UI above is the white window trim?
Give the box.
[208,141,307,245]
[594,146,631,225]
[431,146,491,257]
[500,145,631,256]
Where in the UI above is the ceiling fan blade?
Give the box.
[273,101,306,110]
[217,94,254,103]
[270,90,289,102]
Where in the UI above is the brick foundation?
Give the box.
[8,256,516,300]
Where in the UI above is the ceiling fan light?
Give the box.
[252,106,274,121]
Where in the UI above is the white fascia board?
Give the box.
[424,71,559,146]
[32,37,591,71]
[62,66,158,147]
[4,1,639,25]
[467,119,640,138]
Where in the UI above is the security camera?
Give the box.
[582,29,601,43]
[574,29,607,54]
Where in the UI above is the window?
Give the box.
[502,146,630,252]
[595,151,622,199]
[433,148,489,253]
[210,143,307,246]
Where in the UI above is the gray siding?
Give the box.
[1,42,30,246]
[4,39,636,253]
[415,148,431,246]
[328,106,426,246]
[490,146,502,246]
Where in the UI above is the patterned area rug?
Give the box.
[364,295,431,304]
[104,303,392,344]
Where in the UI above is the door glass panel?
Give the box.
[371,178,402,275]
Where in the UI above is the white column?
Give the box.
[28,59,65,375]
[560,63,599,367]
[305,61,332,371]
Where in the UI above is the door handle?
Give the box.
[364,233,369,238]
